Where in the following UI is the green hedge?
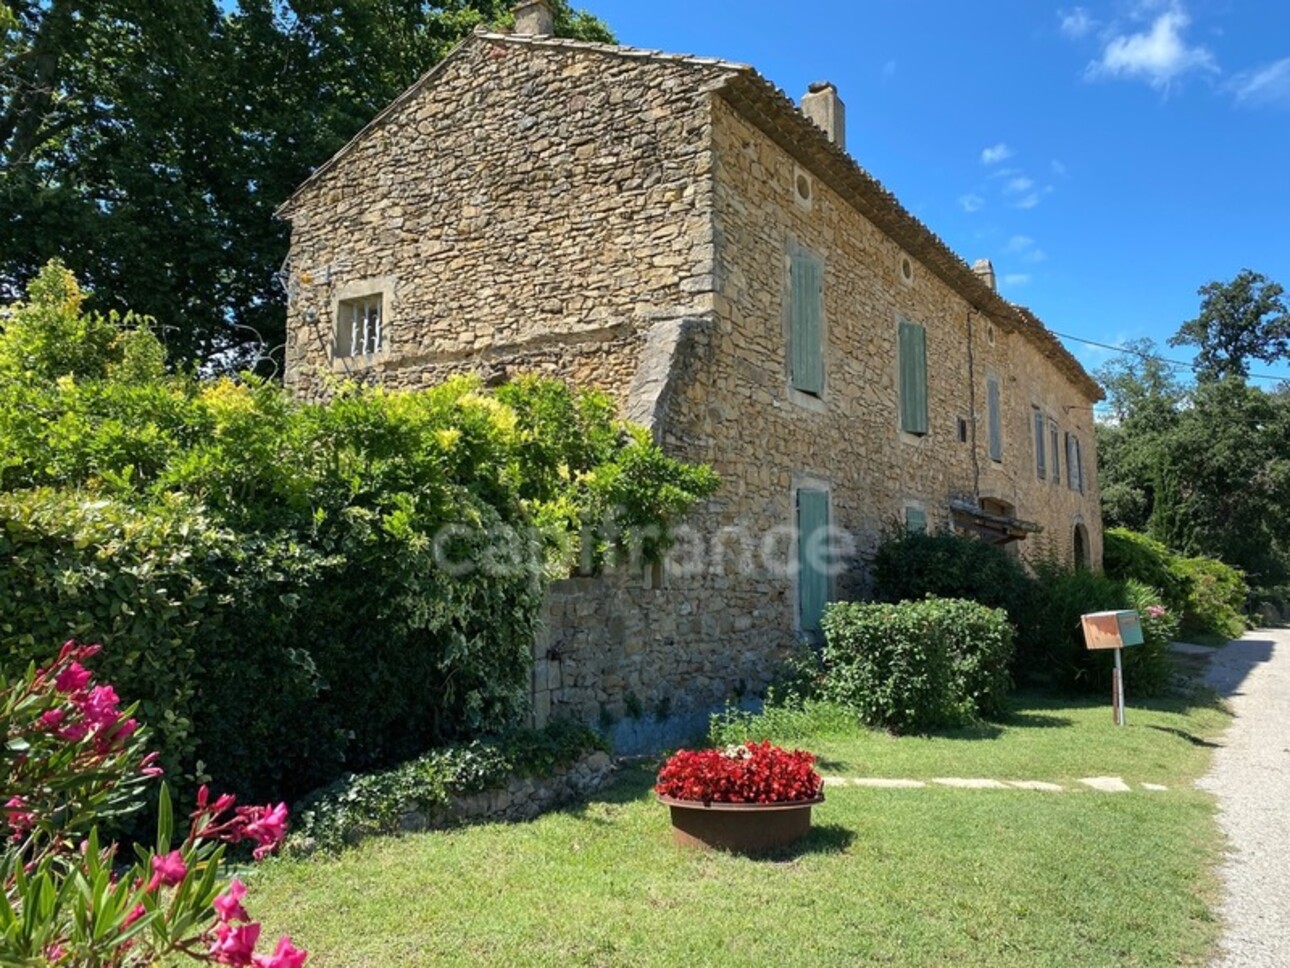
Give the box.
[0,262,718,804]
[819,598,1014,734]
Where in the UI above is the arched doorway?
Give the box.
[1073,523,1089,570]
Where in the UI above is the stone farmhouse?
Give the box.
[278,1,1105,746]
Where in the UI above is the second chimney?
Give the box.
[973,259,997,292]
[513,0,554,36]
[801,82,846,147]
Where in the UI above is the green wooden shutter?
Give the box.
[1065,433,1076,489]
[790,252,824,395]
[797,489,830,635]
[899,321,929,434]
[987,377,1002,461]
[905,507,928,533]
[1034,408,1046,480]
[1049,421,1060,486]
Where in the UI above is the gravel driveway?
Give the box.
[1198,630,1290,967]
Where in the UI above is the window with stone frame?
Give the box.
[335,293,384,358]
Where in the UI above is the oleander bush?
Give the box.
[1172,555,1248,641]
[819,598,1014,734]
[0,262,718,804]
[1103,527,1248,640]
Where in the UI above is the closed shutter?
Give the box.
[1033,408,1046,480]
[905,507,928,533]
[987,377,1002,462]
[1066,433,1077,489]
[790,252,824,395]
[797,489,831,635]
[1049,421,1060,486]
[1074,437,1084,493]
[899,321,929,434]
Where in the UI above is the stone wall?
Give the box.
[280,33,733,406]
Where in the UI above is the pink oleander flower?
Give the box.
[140,751,165,778]
[55,721,89,743]
[242,803,289,859]
[5,796,34,840]
[253,936,308,968]
[214,878,250,924]
[40,708,67,730]
[210,921,262,966]
[78,684,122,730]
[1146,604,1167,619]
[54,660,92,694]
[123,903,147,927]
[146,850,188,891]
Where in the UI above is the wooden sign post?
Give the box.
[1080,610,1144,726]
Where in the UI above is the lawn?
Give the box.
[250,691,1230,967]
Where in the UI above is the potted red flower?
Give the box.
[654,741,824,854]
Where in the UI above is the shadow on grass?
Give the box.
[756,823,855,861]
[1145,725,1221,748]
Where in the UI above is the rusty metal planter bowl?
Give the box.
[657,794,824,854]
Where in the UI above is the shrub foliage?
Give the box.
[819,598,1014,734]
[0,262,718,803]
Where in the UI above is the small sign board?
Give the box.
[1081,610,1144,650]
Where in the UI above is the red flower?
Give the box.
[654,742,823,805]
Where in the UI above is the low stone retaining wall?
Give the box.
[399,750,617,834]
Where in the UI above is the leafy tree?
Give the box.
[1094,339,1184,531]
[1149,376,1290,588]
[0,1,612,372]
[1168,270,1290,381]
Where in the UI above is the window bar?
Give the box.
[372,299,382,353]
[350,302,359,358]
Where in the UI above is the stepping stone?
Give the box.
[1141,783,1169,792]
[1007,780,1065,792]
[933,778,1010,789]
[1079,776,1132,792]
[850,778,926,789]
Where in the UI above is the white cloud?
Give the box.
[1013,193,1042,210]
[881,60,898,85]
[1228,58,1290,109]
[1050,159,1068,176]
[1003,235,1048,263]
[1004,176,1035,195]
[1086,4,1218,91]
[959,193,986,213]
[1059,6,1097,39]
[980,143,1013,165]
[1002,273,1032,288]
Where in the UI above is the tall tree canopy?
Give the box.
[0,0,613,371]
[1097,272,1290,593]
[1168,269,1290,382]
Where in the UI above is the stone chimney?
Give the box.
[513,0,554,36]
[801,82,846,146]
[973,259,997,292]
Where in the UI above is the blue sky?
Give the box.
[584,0,1290,389]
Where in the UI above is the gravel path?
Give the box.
[1198,629,1290,967]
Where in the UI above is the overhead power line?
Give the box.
[1050,331,1290,385]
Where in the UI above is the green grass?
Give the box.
[250,691,1230,967]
